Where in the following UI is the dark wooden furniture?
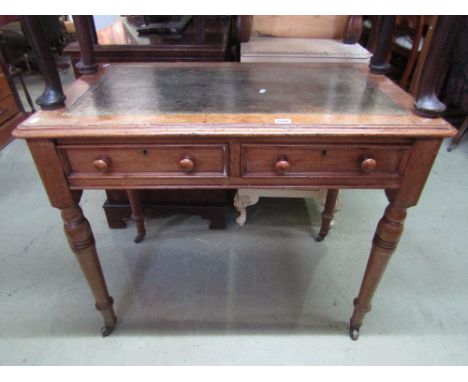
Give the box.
[413,16,462,117]
[369,16,396,74]
[0,56,26,149]
[392,16,427,90]
[65,16,233,77]
[364,15,462,119]
[445,16,468,151]
[14,62,455,339]
[21,16,66,110]
[104,189,231,232]
[0,16,68,73]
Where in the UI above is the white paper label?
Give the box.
[275,118,292,124]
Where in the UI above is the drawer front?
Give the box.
[0,95,18,125]
[59,144,228,178]
[241,144,411,178]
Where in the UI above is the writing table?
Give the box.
[13,62,455,339]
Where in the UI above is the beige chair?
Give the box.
[240,16,371,64]
[234,16,370,230]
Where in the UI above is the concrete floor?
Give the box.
[0,67,467,365]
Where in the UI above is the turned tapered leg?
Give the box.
[369,15,396,74]
[315,189,339,242]
[349,204,407,340]
[72,15,98,75]
[127,190,146,243]
[21,16,66,109]
[414,16,461,118]
[61,206,117,336]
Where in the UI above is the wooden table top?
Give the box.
[15,63,455,139]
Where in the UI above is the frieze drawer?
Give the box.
[59,144,228,178]
[241,144,411,178]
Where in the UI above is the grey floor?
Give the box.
[0,67,467,365]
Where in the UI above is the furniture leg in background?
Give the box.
[315,189,340,242]
[21,16,66,110]
[72,15,98,75]
[369,15,396,74]
[414,16,462,118]
[127,189,146,243]
[398,16,426,90]
[408,16,438,97]
[443,17,468,151]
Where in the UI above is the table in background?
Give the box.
[64,16,234,78]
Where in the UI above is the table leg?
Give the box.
[349,203,407,340]
[127,190,147,243]
[61,205,117,336]
[315,189,339,242]
[447,115,468,152]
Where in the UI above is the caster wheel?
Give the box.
[134,233,146,243]
[447,144,455,152]
[100,325,115,337]
[349,326,360,341]
[315,233,326,242]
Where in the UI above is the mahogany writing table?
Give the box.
[13,63,455,339]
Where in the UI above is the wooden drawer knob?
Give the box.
[93,156,112,173]
[179,154,195,173]
[360,156,377,173]
[275,155,290,174]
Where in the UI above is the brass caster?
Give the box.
[315,233,326,242]
[349,326,360,341]
[100,325,115,337]
[134,233,146,243]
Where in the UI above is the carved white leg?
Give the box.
[234,191,260,226]
[233,189,342,227]
[236,206,247,226]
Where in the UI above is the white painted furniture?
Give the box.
[234,189,341,227]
